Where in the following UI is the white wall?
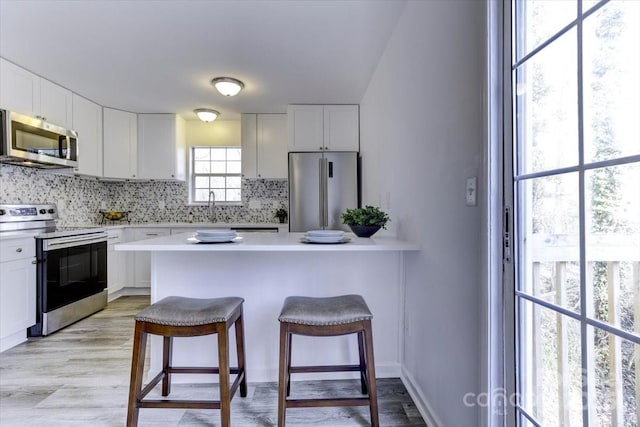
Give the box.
[360,1,484,425]
[185,119,240,147]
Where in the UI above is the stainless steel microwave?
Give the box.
[0,109,78,168]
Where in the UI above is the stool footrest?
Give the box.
[138,400,221,410]
[289,364,361,374]
[286,397,371,408]
[167,367,240,375]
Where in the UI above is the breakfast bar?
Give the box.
[116,231,419,383]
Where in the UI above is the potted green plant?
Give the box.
[275,207,288,224]
[340,205,390,237]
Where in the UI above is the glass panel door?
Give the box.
[509,1,640,425]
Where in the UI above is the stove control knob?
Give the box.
[48,209,55,214]
[40,209,47,214]
[0,209,5,216]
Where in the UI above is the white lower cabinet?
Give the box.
[132,229,170,288]
[0,237,36,352]
[107,229,126,297]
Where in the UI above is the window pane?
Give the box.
[583,1,640,163]
[211,161,226,173]
[211,148,226,161]
[194,189,210,202]
[518,299,583,426]
[227,161,241,174]
[210,176,225,188]
[588,326,639,426]
[226,176,241,188]
[514,29,578,174]
[514,0,577,61]
[517,174,581,311]
[194,176,210,188]
[586,164,640,332]
[212,189,225,201]
[193,148,210,161]
[194,161,210,174]
[226,189,241,202]
[227,148,241,161]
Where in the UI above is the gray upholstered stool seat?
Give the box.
[127,296,247,427]
[278,294,373,326]
[135,296,244,326]
[277,294,379,426]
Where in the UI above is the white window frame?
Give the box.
[189,146,242,205]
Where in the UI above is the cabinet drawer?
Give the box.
[107,229,124,245]
[0,237,36,262]
[133,229,170,241]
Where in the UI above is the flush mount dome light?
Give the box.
[194,108,219,122]
[211,77,244,97]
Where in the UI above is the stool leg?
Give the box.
[286,332,292,397]
[162,336,172,396]
[358,331,368,395]
[277,323,290,427]
[234,309,248,398]
[217,322,231,427]
[127,323,148,427]
[363,320,379,427]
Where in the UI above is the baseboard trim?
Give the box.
[400,365,444,427]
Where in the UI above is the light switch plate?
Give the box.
[466,177,477,206]
[249,200,262,209]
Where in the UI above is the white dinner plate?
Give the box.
[196,229,235,236]
[188,236,242,244]
[305,229,345,238]
[300,236,351,244]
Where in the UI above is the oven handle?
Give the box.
[42,234,108,251]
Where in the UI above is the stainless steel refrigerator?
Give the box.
[289,151,358,232]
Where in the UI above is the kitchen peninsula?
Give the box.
[116,231,419,382]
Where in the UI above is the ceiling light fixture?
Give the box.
[194,108,220,122]
[211,77,244,97]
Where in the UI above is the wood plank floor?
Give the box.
[0,296,426,426]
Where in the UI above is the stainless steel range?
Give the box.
[0,204,108,336]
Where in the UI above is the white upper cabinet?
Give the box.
[241,114,258,178]
[287,104,359,152]
[322,105,359,151]
[242,113,287,178]
[103,108,138,179]
[137,114,186,181]
[287,105,323,151]
[0,58,72,128]
[72,94,103,177]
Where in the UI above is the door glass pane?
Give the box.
[586,164,640,332]
[588,326,639,426]
[514,29,578,174]
[513,0,577,61]
[518,299,583,426]
[518,174,581,311]
[583,1,640,163]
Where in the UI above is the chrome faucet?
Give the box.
[208,190,216,222]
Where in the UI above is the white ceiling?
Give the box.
[0,0,405,120]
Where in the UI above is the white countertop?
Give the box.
[115,231,419,252]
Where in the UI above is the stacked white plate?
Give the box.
[303,229,346,244]
[193,229,238,243]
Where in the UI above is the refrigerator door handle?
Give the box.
[322,158,329,228]
[319,157,325,228]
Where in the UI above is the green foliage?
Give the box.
[274,207,287,220]
[340,205,390,229]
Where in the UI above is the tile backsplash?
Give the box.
[0,164,288,226]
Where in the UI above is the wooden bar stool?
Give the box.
[126,296,247,427]
[277,294,379,427]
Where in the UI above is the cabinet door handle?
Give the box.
[16,248,22,253]
[146,233,158,236]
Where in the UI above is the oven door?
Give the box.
[42,240,107,312]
